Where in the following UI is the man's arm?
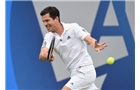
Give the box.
[39,47,48,61]
[39,47,55,62]
[84,35,107,53]
[84,35,97,49]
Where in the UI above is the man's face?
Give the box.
[42,13,57,32]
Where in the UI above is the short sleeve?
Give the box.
[41,34,51,48]
[74,25,90,40]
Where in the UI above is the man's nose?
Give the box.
[44,22,48,26]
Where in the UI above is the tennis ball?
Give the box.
[107,57,115,65]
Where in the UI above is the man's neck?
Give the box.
[54,22,64,36]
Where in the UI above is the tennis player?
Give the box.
[39,6,107,90]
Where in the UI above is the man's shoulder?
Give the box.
[63,22,79,26]
[62,22,80,29]
[44,32,54,38]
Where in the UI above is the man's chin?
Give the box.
[47,29,53,32]
[47,29,52,32]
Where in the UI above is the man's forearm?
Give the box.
[89,39,97,50]
[84,35,97,50]
[39,47,48,61]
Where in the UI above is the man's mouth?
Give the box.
[46,25,51,31]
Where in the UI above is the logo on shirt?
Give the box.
[71,82,74,85]
[67,36,71,40]
[82,29,87,32]
[42,41,47,47]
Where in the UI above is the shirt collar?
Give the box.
[53,22,69,35]
[61,22,70,34]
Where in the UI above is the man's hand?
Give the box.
[48,53,55,62]
[94,41,108,54]
[84,35,108,54]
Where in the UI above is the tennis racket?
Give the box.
[47,36,55,61]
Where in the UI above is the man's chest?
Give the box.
[56,31,75,45]
[54,31,80,51]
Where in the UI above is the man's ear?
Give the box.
[55,16,59,21]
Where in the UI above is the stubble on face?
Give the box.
[42,14,55,32]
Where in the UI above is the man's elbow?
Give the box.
[39,54,47,61]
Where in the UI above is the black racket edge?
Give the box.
[47,36,55,60]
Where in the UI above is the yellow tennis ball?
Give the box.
[107,57,115,65]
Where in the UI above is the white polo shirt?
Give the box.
[42,22,93,71]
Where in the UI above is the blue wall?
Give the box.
[6,1,135,90]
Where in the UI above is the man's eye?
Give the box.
[43,20,49,22]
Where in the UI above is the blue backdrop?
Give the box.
[6,1,135,90]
